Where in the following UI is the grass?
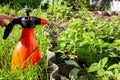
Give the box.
[0,5,50,80]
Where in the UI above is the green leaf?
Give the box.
[107,64,119,70]
[88,63,99,72]
[98,57,108,68]
[114,40,120,44]
[60,43,66,47]
[65,60,80,68]
[102,42,110,48]
[117,73,120,80]
[69,68,80,79]
[68,19,82,27]
[105,71,113,76]
[78,76,86,80]
[97,69,105,76]
[53,46,61,52]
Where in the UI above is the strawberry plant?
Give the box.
[54,12,120,66]
[64,57,120,80]
[88,57,120,80]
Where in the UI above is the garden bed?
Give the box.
[47,11,120,80]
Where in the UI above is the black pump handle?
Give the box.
[3,18,20,39]
[3,17,42,39]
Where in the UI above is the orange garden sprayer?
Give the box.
[3,9,48,70]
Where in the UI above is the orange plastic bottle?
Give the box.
[3,10,48,70]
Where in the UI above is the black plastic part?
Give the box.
[3,9,41,39]
[21,17,40,28]
[25,9,32,16]
[3,19,19,39]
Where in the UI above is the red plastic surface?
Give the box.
[40,18,48,25]
[11,28,40,70]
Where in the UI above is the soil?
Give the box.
[54,64,74,80]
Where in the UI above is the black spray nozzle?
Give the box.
[25,9,32,16]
